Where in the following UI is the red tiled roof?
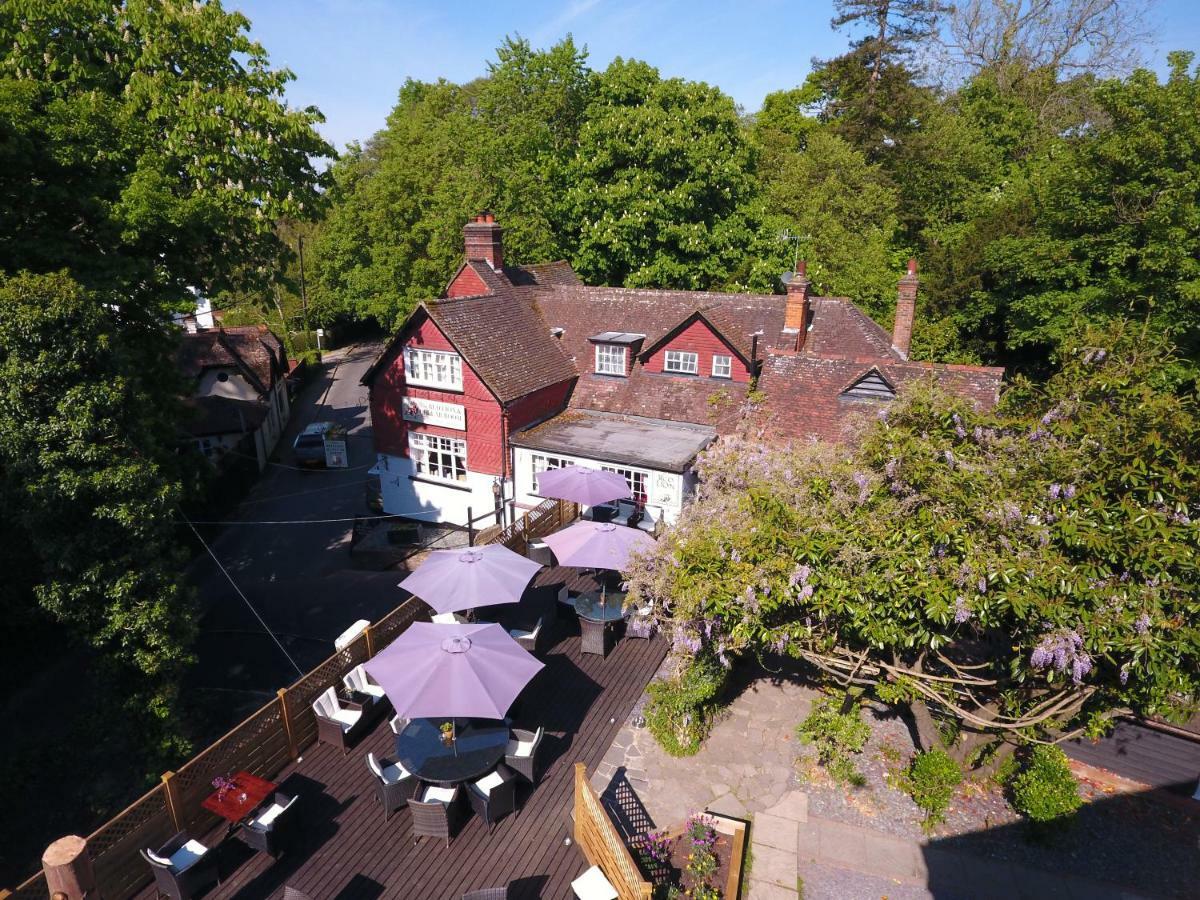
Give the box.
[177,326,286,396]
[804,297,897,358]
[756,353,1004,444]
[181,394,270,437]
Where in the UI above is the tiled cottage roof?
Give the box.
[756,353,1004,444]
[181,394,270,437]
[177,325,286,396]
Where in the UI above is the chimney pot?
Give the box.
[893,260,919,359]
[907,258,918,276]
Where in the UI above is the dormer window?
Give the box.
[595,344,627,376]
[404,347,463,391]
[664,350,699,375]
[587,332,644,377]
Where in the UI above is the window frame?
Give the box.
[408,431,468,483]
[711,354,733,379]
[594,343,628,377]
[531,452,569,494]
[404,347,464,391]
[663,349,699,375]
[601,463,649,505]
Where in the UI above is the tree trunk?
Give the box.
[907,699,945,752]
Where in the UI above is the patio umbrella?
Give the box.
[398,544,543,615]
[364,622,544,720]
[536,465,632,506]
[542,520,656,571]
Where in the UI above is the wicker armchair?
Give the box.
[312,686,369,754]
[508,617,542,654]
[466,764,519,832]
[504,725,544,783]
[366,752,418,822]
[343,664,388,705]
[579,616,611,656]
[238,791,300,858]
[140,832,220,900]
[627,604,655,640]
[409,783,464,848]
[462,889,509,900]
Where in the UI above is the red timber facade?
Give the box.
[363,215,1004,528]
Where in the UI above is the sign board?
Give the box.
[402,397,466,430]
[323,428,348,468]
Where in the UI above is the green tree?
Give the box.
[627,324,1200,768]
[0,272,196,736]
[568,58,759,290]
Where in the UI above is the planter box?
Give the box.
[704,811,749,898]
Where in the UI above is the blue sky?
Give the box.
[230,0,1200,151]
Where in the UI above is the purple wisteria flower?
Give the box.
[1134,613,1151,635]
[943,449,956,467]
[1028,428,1049,442]
[1063,484,1076,499]
[1048,483,1062,500]
[1030,628,1093,684]
[853,471,870,504]
[977,577,988,594]
[1119,664,1130,685]
[885,459,898,479]
[952,413,967,439]
[800,583,814,599]
[790,564,811,587]
[953,596,972,624]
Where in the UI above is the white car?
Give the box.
[293,421,337,466]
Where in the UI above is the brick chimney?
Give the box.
[464,212,504,270]
[784,261,812,351]
[892,258,918,360]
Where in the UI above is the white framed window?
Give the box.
[712,355,733,378]
[531,452,569,493]
[404,347,463,391]
[594,344,627,376]
[600,463,649,504]
[663,350,699,374]
[409,432,467,482]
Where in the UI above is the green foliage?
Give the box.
[567,57,759,291]
[796,698,871,785]
[1010,746,1082,826]
[644,653,729,756]
[627,324,1200,752]
[905,749,962,831]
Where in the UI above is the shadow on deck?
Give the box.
[142,624,666,900]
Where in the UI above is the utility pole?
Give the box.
[297,234,310,337]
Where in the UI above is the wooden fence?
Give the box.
[4,598,431,900]
[480,498,577,554]
[573,764,653,900]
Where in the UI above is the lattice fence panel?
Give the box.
[284,632,370,752]
[173,699,290,836]
[86,783,176,900]
[9,871,48,899]
[370,596,429,652]
[573,764,653,900]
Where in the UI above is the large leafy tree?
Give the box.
[628,324,1199,766]
[568,58,759,290]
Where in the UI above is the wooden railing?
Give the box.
[4,598,431,900]
[480,498,577,554]
[573,763,653,900]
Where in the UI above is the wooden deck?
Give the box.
[143,623,665,900]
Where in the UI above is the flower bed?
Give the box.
[633,811,747,899]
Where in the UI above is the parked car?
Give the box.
[294,421,337,467]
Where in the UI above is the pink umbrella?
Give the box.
[399,545,542,615]
[536,465,632,506]
[542,520,656,571]
[364,622,544,719]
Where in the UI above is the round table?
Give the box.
[574,592,628,656]
[395,718,509,785]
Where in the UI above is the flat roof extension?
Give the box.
[511,409,715,473]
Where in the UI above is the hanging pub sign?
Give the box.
[402,397,466,430]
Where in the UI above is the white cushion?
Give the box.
[506,739,534,758]
[361,683,386,698]
[389,715,408,735]
[168,839,209,872]
[331,708,361,730]
[253,802,285,828]
[571,865,618,900]
[145,849,172,867]
[422,785,456,804]
[381,762,410,784]
[508,628,533,639]
[432,612,458,624]
[366,753,384,780]
[472,770,505,797]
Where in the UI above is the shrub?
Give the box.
[645,654,729,756]
[1010,746,1082,826]
[905,749,962,831]
[796,697,871,785]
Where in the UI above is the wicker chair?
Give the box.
[409,783,464,848]
[627,604,655,639]
[462,889,509,900]
[579,615,611,656]
[237,791,300,858]
[312,686,368,754]
[389,713,410,736]
[466,764,519,832]
[140,832,220,900]
[342,663,388,705]
[504,725,544,783]
[366,752,418,821]
[508,617,542,654]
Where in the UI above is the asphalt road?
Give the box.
[183,341,410,723]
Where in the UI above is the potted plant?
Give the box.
[439,721,455,745]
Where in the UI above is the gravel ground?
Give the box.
[796,860,943,900]
[794,701,1200,899]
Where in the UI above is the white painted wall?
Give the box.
[375,453,512,528]
[196,367,259,402]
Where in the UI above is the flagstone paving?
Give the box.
[593,670,1159,900]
